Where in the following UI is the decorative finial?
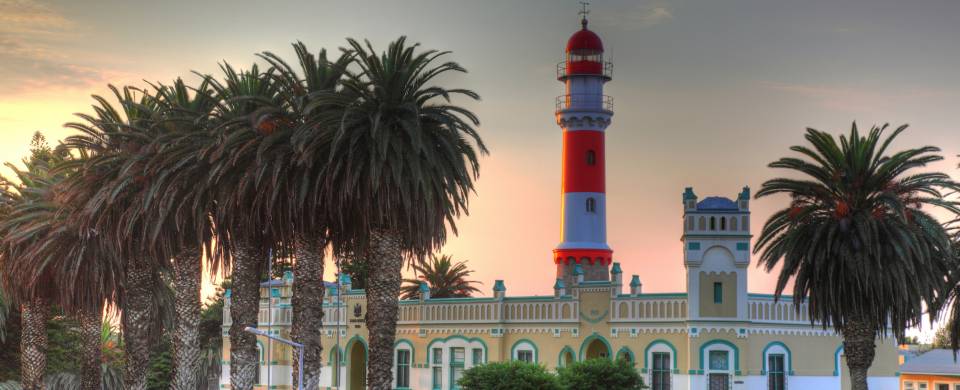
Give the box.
[579,1,590,29]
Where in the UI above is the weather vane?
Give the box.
[579,1,590,27]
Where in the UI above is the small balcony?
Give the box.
[555,94,614,113]
[557,60,613,80]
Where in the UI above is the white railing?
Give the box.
[609,296,688,322]
[748,296,810,324]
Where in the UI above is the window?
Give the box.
[767,354,785,390]
[919,383,928,390]
[586,150,596,165]
[730,217,738,231]
[586,198,596,213]
[517,350,534,362]
[710,216,716,230]
[686,216,694,231]
[713,282,723,304]
[720,217,726,230]
[699,217,706,230]
[472,348,483,365]
[396,349,411,388]
[708,350,729,370]
[651,352,671,390]
[451,347,465,390]
[904,383,915,390]
[432,348,443,389]
[937,385,949,390]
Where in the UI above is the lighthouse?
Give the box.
[553,11,614,287]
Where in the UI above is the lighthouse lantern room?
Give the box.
[554,9,615,288]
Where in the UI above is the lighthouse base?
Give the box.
[556,262,610,288]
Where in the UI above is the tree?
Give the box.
[256,42,352,388]
[754,124,959,390]
[61,87,171,390]
[400,254,481,300]
[313,37,486,389]
[557,358,646,390]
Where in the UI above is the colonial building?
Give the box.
[219,12,899,390]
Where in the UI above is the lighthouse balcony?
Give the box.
[557,59,613,81]
[555,93,614,113]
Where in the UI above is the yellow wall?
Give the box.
[699,272,737,318]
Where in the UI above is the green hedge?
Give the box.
[458,359,646,390]
[458,361,561,390]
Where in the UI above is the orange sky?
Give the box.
[2,0,959,340]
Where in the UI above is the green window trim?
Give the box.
[736,242,749,251]
[688,242,701,250]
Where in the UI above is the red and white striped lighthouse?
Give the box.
[553,12,614,285]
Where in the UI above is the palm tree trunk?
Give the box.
[78,300,103,390]
[20,297,49,390]
[123,259,156,390]
[229,241,263,390]
[171,246,202,390]
[291,234,326,389]
[363,229,404,390]
[841,317,876,390]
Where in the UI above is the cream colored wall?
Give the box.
[698,272,737,318]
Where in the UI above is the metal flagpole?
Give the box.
[266,248,273,388]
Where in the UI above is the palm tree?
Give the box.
[200,63,283,390]
[401,254,480,300]
[61,87,170,390]
[312,37,486,389]
[0,134,64,390]
[257,42,352,388]
[754,124,959,390]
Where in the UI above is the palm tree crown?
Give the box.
[754,124,958,338]
[401,254,481,300]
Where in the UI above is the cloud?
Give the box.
[598,3,674,31]
[0,0,107,96]
[760,81,951,113]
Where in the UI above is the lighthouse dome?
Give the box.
[566,22,603,53]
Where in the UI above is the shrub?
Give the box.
[458,361,561,390]
[557,358,646,390]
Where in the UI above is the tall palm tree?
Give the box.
[144,78,219,390]
[312,37,486,389]
[61,87,169,390]
[0,134,64,390]
[200,63,283,390]
[401,254,480,300]
[258,42,352,388]
[754,124,959,390]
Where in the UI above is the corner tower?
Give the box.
[681,187,752,321]
[553,13,614,288]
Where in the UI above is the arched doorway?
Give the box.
[559,348,575,367]
[584,338,610,360]
[348,340,367,390]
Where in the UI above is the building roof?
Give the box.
[900,349,960,375]
[696,196,738,211]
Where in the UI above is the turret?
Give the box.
[630,275,642,296]
[554,278,566,298]
[419,282,431,301]
[493,280,506,299]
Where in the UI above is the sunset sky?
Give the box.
[2,0,959,339]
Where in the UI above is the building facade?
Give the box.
[219,13,900,390]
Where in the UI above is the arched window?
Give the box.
[710,216,716,230]
[699,217,706,230]
[686,216,694,231]
[741,216,749,231]
[586,150,596,165]
[586,198,596,213]
[730,217,738,231]
[720,217,726,230]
